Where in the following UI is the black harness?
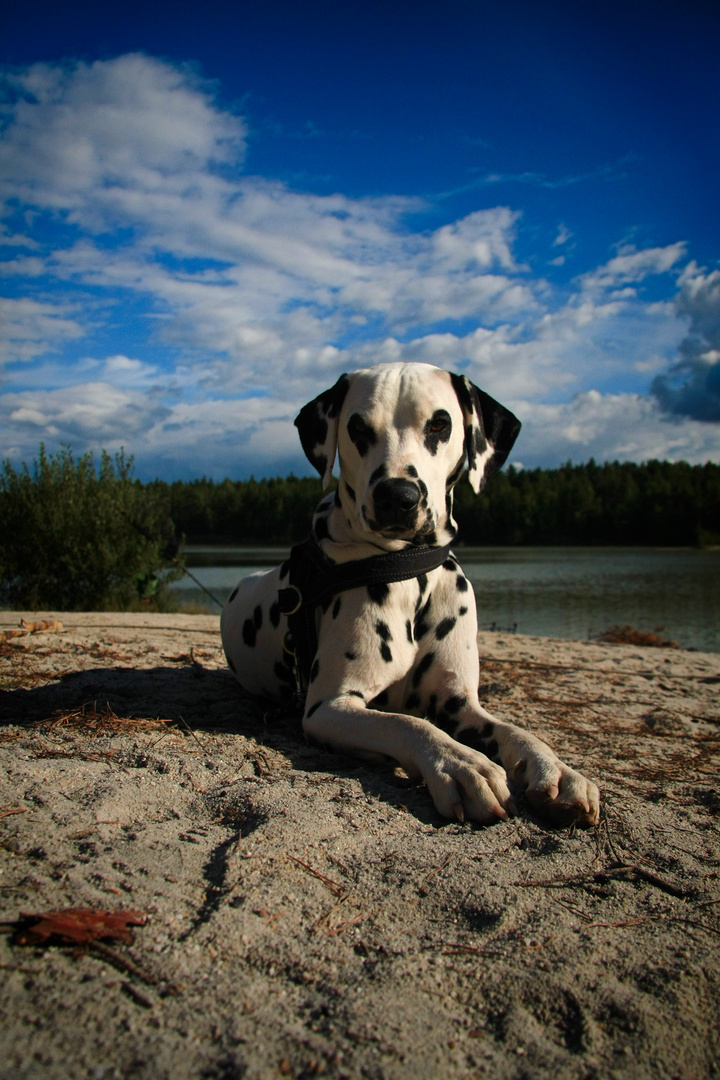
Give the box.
[277,536,453,710]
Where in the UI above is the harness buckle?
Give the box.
[278,585,303,616]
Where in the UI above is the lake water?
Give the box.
[168,545,720,653]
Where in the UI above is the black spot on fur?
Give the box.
[456,728,499,761]
[369,463,387,485]
[313,451,328,478]
[242,619,257,647]
[484,738,500,760]
[313,416,328,449]
[418,574,428,597]
[456,575,469,592]
[482,721,495,737]
[434,710,454,733]
[444,695,467,715]
[406,619,413,643]
[306,701,323,718]
[406,692,420,710]
[368,582,390,604]
[459,606,468,616]
[345,481,356,502]
[436,617,456,640]
[269,601,281,628]
[426,694,438,720]
[310,658,320,683]
[326,376,350,417]
[412,651,435,688]
[405,464,419,478]
[443,558,457,572]
[332,597,342,619]
[474,426,488,458]
[375,620,392,641]
[446,454,466,488]
[228,586,239,604]
[380,641,393,663]
[345,650,357,661]
[450,371,473,414]
[347,413,377,457]
[371,690,389,708]
[348,690,365,700]
[414,596,432,640]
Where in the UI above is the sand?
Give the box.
[1,611,719,1080]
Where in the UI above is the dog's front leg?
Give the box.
[455,707,600,827]
[304,696,515,824]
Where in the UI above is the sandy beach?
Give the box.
[1,611,719,1080]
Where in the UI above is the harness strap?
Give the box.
[277,537,453,709]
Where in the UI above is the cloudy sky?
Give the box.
[1,0,719,480]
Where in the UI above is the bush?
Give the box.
[0,445,183,611]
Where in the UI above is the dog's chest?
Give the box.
[316,560,470,658]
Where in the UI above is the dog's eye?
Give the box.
[428,411,450,433]
[349,414,370,436]
[424,410,452,453]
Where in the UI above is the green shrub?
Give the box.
[0,445,183,611]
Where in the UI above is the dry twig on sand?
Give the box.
[31,702,176,737]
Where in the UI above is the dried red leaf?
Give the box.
[14,908,147,946]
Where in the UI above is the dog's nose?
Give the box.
[372,478,421,527]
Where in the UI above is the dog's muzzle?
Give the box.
[371,478,421,531]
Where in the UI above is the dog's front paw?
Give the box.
[512,754,600,828]
[425,741,516,825]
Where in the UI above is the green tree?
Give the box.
[0,445,183,610]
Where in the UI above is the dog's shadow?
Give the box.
[1,663,449,826]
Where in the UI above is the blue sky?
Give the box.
[1,0,719,480]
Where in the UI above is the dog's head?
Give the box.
[295,362,520,546]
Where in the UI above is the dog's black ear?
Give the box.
[294,374,350,487]
[450,373,521,493]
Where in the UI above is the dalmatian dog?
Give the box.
[221,362,600,827]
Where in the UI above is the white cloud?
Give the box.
[0,230,40,249]
[1,382,170,443]
[431,208,520,271]
[0,54,246,222]
[0,297,85,365]
[578,243,687,294]
[517,390,720,466]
